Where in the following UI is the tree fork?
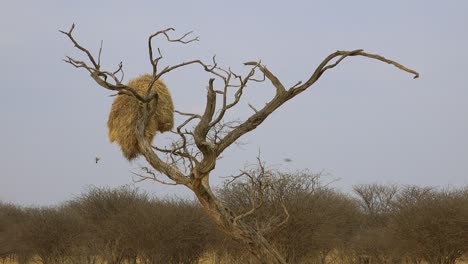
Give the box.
[192,176,287,264]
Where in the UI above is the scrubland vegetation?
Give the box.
[1,172,467,264]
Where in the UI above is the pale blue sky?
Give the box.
[1,1,467,205]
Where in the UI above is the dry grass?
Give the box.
[107,74,174,160]
[2,255,468,264]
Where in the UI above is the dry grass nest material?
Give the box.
[107,74,174,160]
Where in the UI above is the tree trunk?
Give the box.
[192,177,287,264]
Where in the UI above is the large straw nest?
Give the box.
[107,74,174,160]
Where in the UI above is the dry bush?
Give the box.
[68,186,209,264]
[16,206,86,264]
[217,171,361,264]
[134,199,210,264]
[351,185,468,264]
[0,203,19,258]
[2,184,467,264]
[107,74,174,160]
[389,187,468,264]
[272,175,361,264]
[2,188,212,264]
[0,203,33,264]
[67,187,152,264]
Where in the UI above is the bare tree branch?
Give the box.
[244,62,285,94]
[207,62,262,132]
[268,202,290,234]
[59,24,100,69]
[134,101,192,186]
[222,155,276,226]
[216,49,418,156]
[297,49,419,94]
[60,26,154,103]
[131,167,179,185]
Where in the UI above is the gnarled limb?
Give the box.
[217,50,418,156]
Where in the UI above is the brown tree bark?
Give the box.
[191,176,286,264]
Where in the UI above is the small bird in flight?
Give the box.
[95,157,101,164]
[284,158,292,162]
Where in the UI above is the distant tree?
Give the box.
[61,24,418,263]
[352,184,404,263]
[353,184,399,225]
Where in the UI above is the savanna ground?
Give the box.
[2,254,468,264]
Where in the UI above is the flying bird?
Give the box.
[95,157,101,164]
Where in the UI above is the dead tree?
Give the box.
[60,24,418,264]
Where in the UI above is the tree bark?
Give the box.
[192,177,287,264]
